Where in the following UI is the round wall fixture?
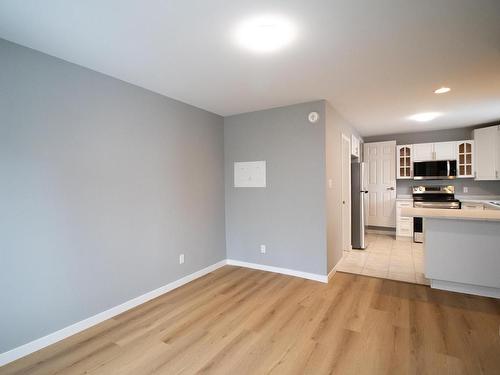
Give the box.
[308,111,319,123]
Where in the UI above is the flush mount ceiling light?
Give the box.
[434,87,451,94]
[408,112,442,122]
[234,15,296,53]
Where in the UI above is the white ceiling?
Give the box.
[1,0,499,136]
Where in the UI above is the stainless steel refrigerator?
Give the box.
[351,162,368,249]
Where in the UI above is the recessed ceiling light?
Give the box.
[234,15,296,53]
[434,87,451,94]
[408,112,442,122]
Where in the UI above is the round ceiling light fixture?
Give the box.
[408,112,442,122]
[434,87,451,94]
[234,15,296,53]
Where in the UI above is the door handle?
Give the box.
[386,187,395,190]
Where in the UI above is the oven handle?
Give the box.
[413,201,461,208]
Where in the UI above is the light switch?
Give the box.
[234,161,266,188]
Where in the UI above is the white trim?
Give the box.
[226,259,328,283]
[0,260,227,367]
[328,266,336,281]
[327,254,344,281]
[341,133,352,253]
[431,279,500,299]
[366,228,396,235]
[0,258,330,366]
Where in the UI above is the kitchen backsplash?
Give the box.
[397,179,500,196]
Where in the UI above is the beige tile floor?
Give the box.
[337,232,429,285]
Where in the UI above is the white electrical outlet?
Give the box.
[463,186,469,193]
[179,254,185,264]
[260,245,266,254]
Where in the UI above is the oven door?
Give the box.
[413,160,457,180]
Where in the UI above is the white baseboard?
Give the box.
[366,228,396,235]
[431,279,500,299]
[327,254,344,281]
[226,259,328,283]
[1,258,329,367]
[0,259,227,367]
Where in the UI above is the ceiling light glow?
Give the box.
[434,87,451,94]
[408,112,442,122]
[234,15,296,53]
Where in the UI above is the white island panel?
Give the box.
[425,218,500,298]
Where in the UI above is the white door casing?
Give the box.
[341,134,351,251]
[364,141,396,227]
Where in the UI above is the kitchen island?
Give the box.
[401,207,500,298]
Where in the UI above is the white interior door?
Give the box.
[341,134,351,251]
[364,141,396,227]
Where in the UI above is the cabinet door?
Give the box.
[413,143,434,161]
[396,201,413,237]
[434,141,456,160]
[474,126,497,180]
[456,140,474,178]
[396,145,412,179]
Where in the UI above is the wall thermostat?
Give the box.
[308,111,319,123]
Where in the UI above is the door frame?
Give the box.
[341,133,352,252]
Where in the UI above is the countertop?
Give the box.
[397,195,500,209]
[401,207,500,222]
[456,195,500,201]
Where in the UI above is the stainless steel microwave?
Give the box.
[413,160,457,180]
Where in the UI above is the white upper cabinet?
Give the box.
[434,141,456,160]
[396,145,412,179]
[351,135,361,158]
[413,141,457,162]
[474,125,500,180]
[413,143,434,161]
[456,140,474,178]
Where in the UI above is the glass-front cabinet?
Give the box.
[397,145,412,179]
[456,140,474,178]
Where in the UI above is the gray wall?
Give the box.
[363,127,474,145]
[0,39,225,352]
[396,179,500,196]
[325,103,362,272]
[365,127,500,197]
[224,101,327,275]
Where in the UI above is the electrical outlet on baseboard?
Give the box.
[260,245,266,254]
[179,254,185,264]
[463,186,469,193]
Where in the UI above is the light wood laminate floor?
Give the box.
[2,266,500,375]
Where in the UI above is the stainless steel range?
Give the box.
[412,185,461,243]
